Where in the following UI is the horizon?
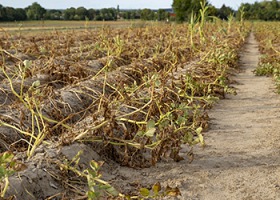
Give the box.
[0,0,260,10]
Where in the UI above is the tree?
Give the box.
[26,2,46,20]
[15,8,27,21]
[117,5,120,19]
[140,8,155,20]
[0,5,27,21]
[236,3,251,20]
[4,7,16,21]
[123,11,132,20]
[157,9,169,21]
[0,4,4,21]
[172,0,208,22]
[132,10,141,19]
[94,10,102,20]
[217,4,234,20]
[45,9,62,20]
[207,5,218,18]
[172,0,191,22]
[93,8,117,21]
[87,9,96,20]
[75,7,88,20]
[236,1,280,21]
[64,7,76,20]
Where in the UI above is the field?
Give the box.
[1,19,276,199]
[0,20,154,34]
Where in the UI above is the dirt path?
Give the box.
[113,33,280,199]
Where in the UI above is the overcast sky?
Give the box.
[0,0,259,10]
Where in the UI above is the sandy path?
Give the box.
[114,33,280,199]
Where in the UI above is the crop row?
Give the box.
[254,22,280,90]
[0,20,250,198]
[1,21,248,164]
[0,25,199,106]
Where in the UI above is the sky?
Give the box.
[0,0,260,10]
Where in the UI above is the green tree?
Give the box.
[172,0,190,22]
[132,10,141,19]
[45,9,62,20]
[122,10,140,20]
[270,0,279,9]
[100,8,117,21]
[75,7,88,20]
[117,5,120,19]
[5,7,16,21]
[217,4,234,20]
[207,5,218,18]
[0,4,6,21]
[15,8,27,21]
[172,0,208,22]
[237,3,251,20]
[26,2,46,20]
[63,7,76,20]
[94,10,102,20]
[236,1,280,21]
[0,5,27,21]
[88,9,96,20]
[140,8,155,20]
[157,9,169,21]
[123,11,132,19]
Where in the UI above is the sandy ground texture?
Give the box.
[108,33,280,199]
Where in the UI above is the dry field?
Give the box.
[0,20,252,199]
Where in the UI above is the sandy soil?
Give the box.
[109,33,280,199]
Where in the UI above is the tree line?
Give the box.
[0,2,170,21]
[172,0,280,22]
[237,0,280,21]
[0,1,280,22]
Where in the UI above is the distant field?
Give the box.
[0,20,155,33]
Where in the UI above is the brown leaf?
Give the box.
[166,185,181,197]
[152,182,161,195]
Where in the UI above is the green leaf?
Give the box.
[71,150,83,166]
[0,152,14,164]
[145,128,156,137]
[106,186,119,196]
[147,120,155,130]
[87,169,98,181]
[90,160,100,171]
[136,130,145,137]
[155,80,161,87]
[140,188,150,197]
[177,116,185,126]
[32,80,41,88]
[183,132,193,144]
[23,60,32,69]
[188,134,193,143]
[87,190,99,200]
[0,166,7,179]
[145,120,156,137]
